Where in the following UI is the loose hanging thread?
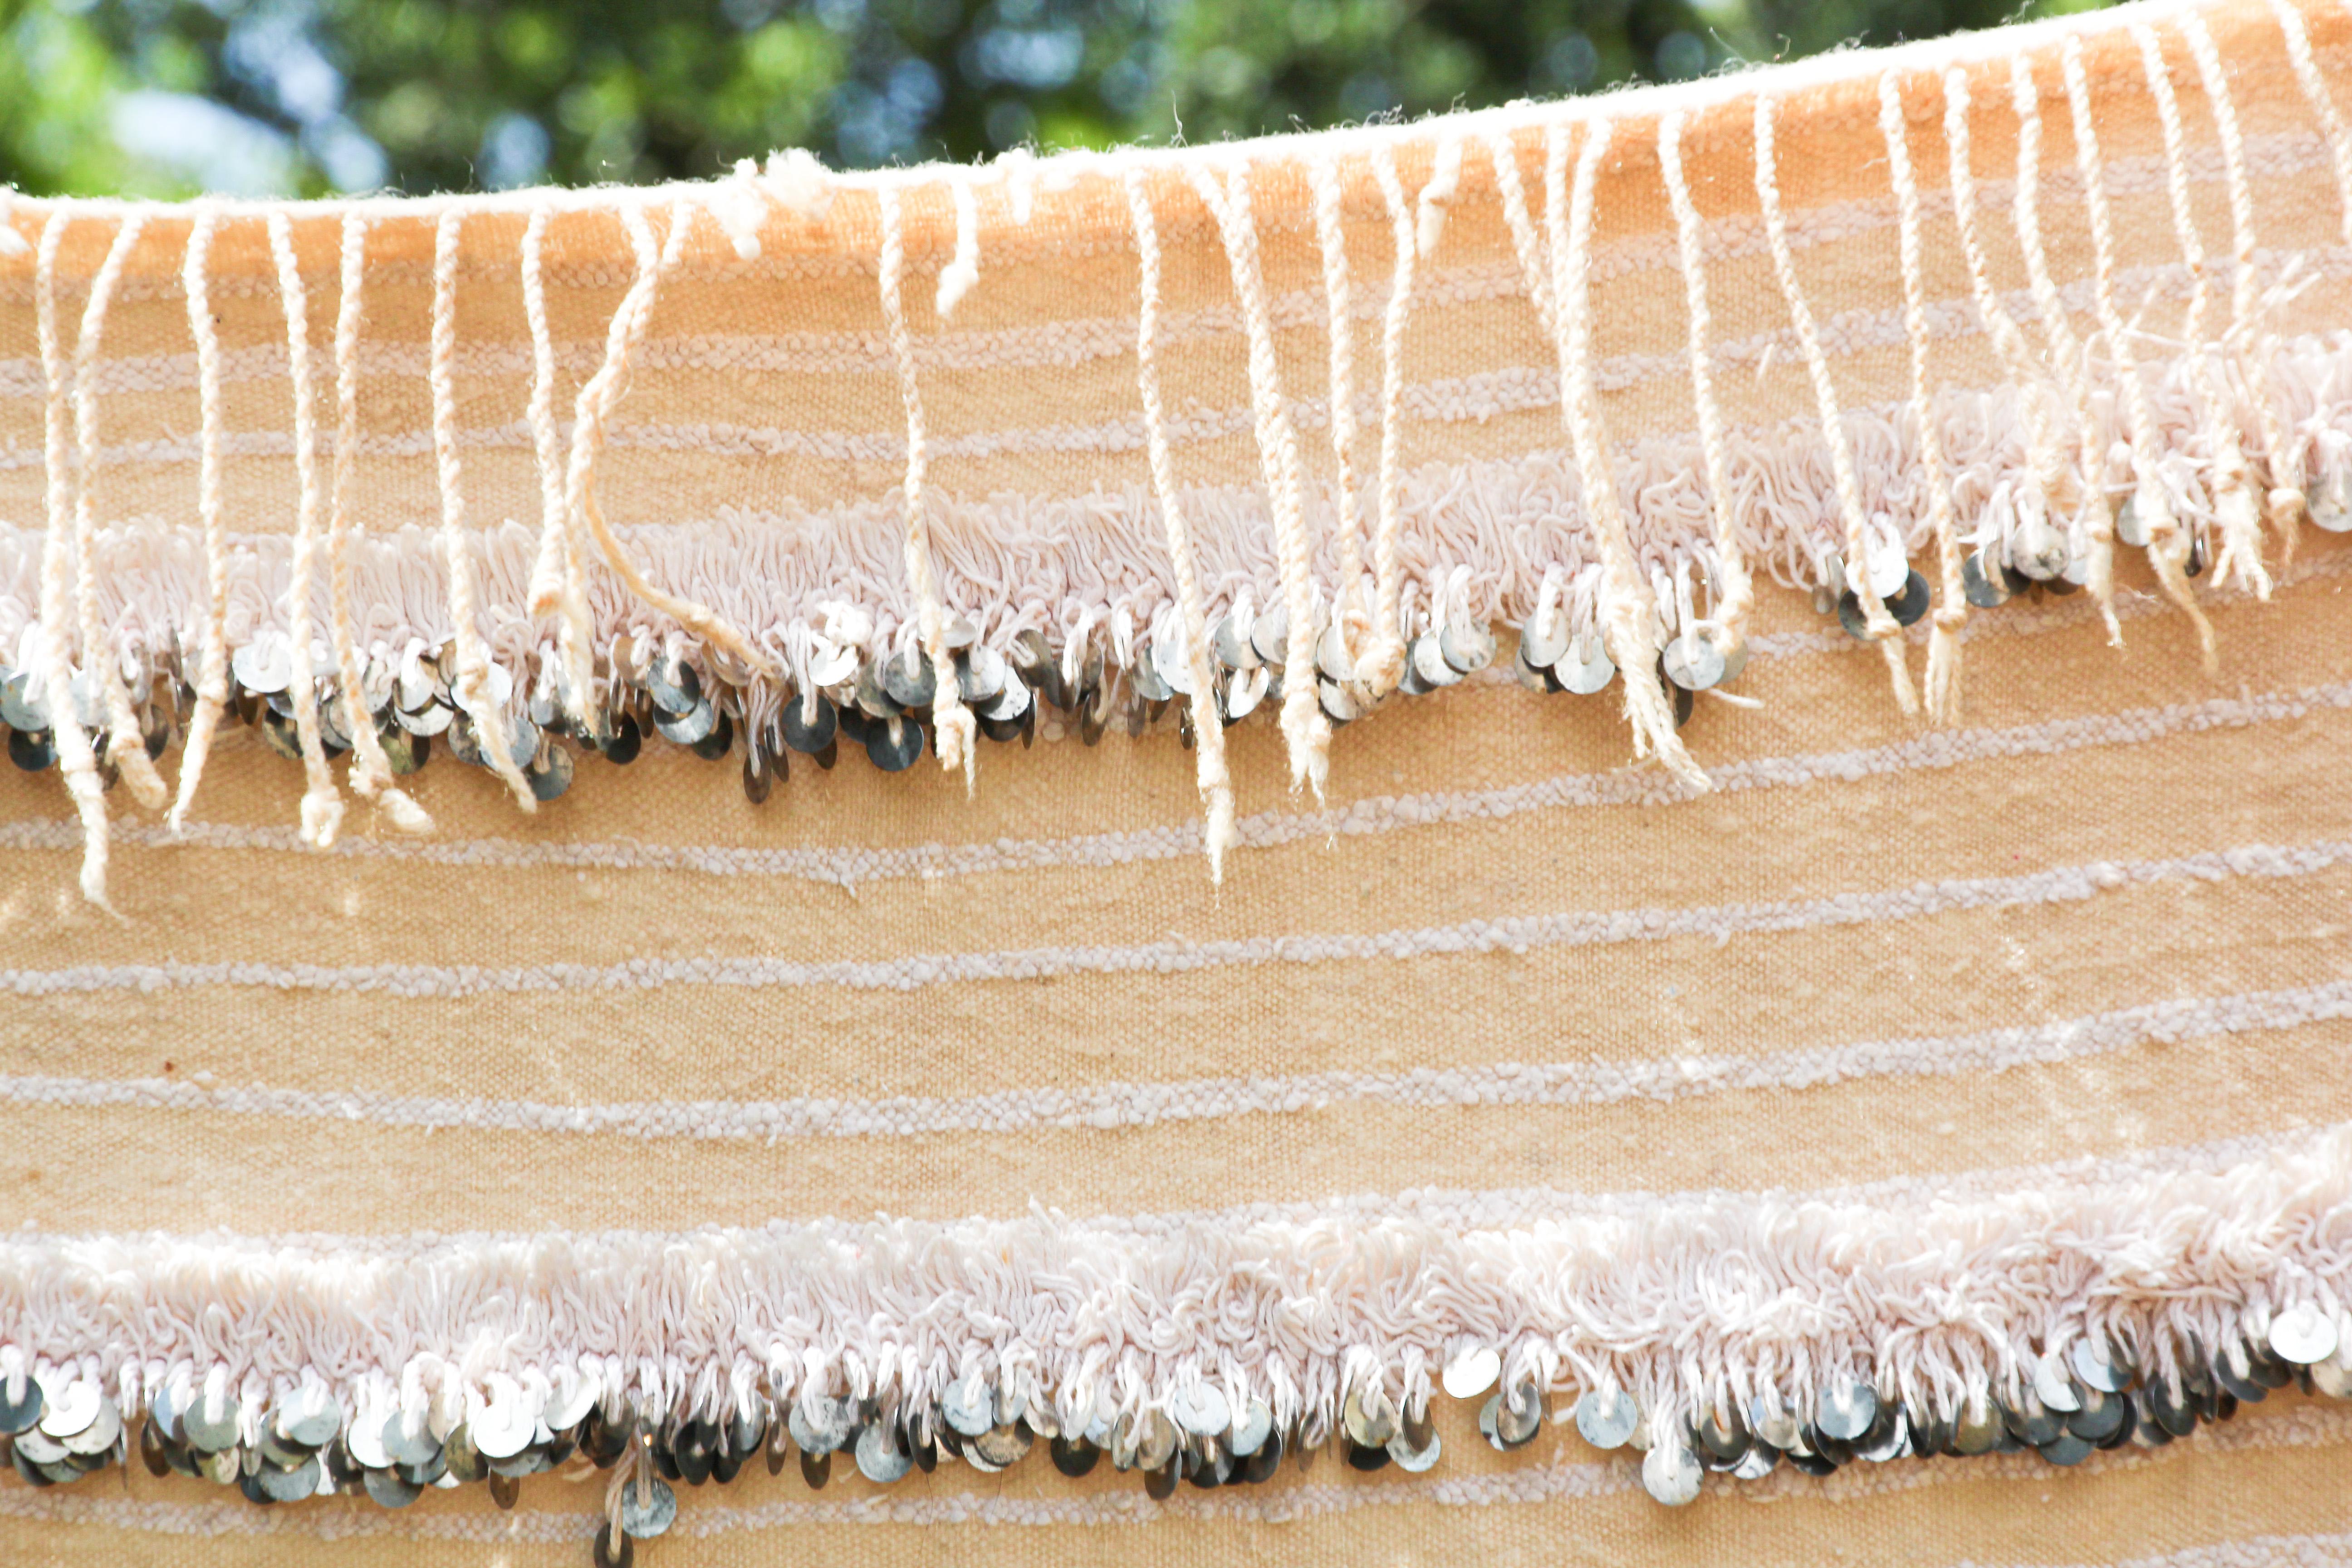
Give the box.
[1754,92,1918,715]
[2181,10,2303,555]
[1544,117,1708,790]
[2133,21,2266,601]
[1306,153,1369,666]
[2009,53,2123,645]
[1654,108,1756,661]
[2061,34,2216,671]
[1942,67,2073,541]
[33,209,117,910]
[2262,0,2352,251]
[167,206,232,837]
[875,182,977,788]
[266,210,348,848]
[1358,146,1422,699]
[1876,73,1970,723]
[541,198,779,735]
[1187,158,1331,797]
[70,211,170,813]
[326,212,431,835]
[519,201,585,727]
[1124,167,1239,880]
[428,207,538,810]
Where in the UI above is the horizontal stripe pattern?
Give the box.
[3,838,2342,997]
[3,980,2342,1143]
[6,248,2343,475]
[5,675,2336,889]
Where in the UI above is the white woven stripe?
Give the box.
[0,673,2334,886]
[0,980,2341,1144]
[3,837,2344,998]
[7,244,2347,477]
[0,115,2340,394]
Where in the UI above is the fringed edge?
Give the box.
[0,1127,2346,1515]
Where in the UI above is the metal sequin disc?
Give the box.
[1557,637,1614,696]
[1442,1347,1501,1401]
[1574,1388,1637,1450]
[2070,1339,2131,1393]
[619,1476,677,1539]
[1642,1441,1703,1505]
[181,1396,240,1455]
[1747,1394,1800,1451]
[941,1378,994,1438]
[527,745,573,803]
[1815,1380,1877,1443]
[652,698,718,747]
[0,1381,44,1437]
[855,1422,911,1484]
[1661,634,1725,692]
[875,649,932,710]
[1387,1428,1441,1472]
[865,715,924,772]
[1961,549,2009,608]
[2271,1303,2342,1366]
[780,695,837,754]
[1170,1383,1229,1438]
[1226,1398,1272,1459]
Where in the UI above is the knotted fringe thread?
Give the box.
[5,0,2352,902]
[0,1128,2345,1509]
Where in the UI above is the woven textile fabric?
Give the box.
[2,0,2352,1560]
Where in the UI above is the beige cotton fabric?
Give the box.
[2,0,2352,1558]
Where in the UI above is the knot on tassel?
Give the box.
[1278,682,1331,801]
[1932,606,1969,634]
[2267,485,2307,524]
[1202,787,1238,886]
[933,686,977,794]
[1925,620,1965,727]
[373,786,435,837]
[1353,632,1406,699]
[299,789,345,851]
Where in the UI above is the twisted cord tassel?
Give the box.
[2182,10,2301,560]
[2135,21,2266,601]
[1546,117,1709,789]
[428,206,538,809]
[167,206,232,836]
[1125,167,1239,880]
[1356,146,1422,699]
[566,201,779,735]
[70,211,170,813]
[1877,74,1969,723]
[1755,92,1917,715]
[266,210,348,848]
[34,209,118,909]
[2011,54,2122,643]
[1655,109,1757,660]
[1306,153,1370,665]
[875,183,977,789]
[326,212,431,833]
[1942,69,2071,534]
[2062,35,2215,670]
[1187,158,1332,797]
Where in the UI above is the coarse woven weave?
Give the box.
[2,0,2352,1560]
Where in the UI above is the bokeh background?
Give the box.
[0,0,2107,199]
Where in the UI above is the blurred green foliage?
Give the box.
[0,0,2105,197]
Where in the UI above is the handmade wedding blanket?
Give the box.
[1,0,2350,1562]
